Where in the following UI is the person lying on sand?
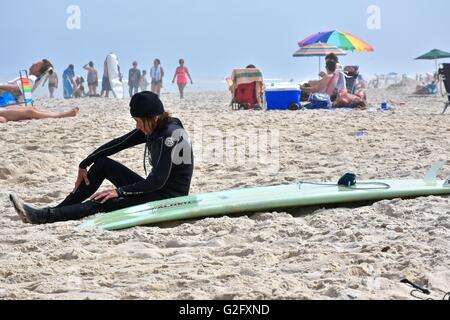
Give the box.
[10,92,194,224]
[0,106,79,123]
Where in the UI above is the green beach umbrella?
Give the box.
[415,49,450,74]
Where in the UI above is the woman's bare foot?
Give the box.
[61,107,80,118]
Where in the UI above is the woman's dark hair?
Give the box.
[69,64,74,70]
[246,64,256,68]
[179,59,184,64]
[325,53,339,63]
[154,59,161,65]
[39,59,54,74]
[89,61,94,67]
[326,61,337,73]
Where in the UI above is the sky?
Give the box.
[1,0,450,93]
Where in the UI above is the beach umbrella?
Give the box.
[293,42,347,73]
[415,49,450,75]
[299,30,374,52]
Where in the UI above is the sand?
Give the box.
[0,89,449,300]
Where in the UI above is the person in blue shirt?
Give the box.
[63,64,76,99]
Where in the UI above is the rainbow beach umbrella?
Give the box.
[293,42,347,73]
[299,30,374,52]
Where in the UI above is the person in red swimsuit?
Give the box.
[172,59,193,99]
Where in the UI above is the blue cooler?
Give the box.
[265,85,301,110]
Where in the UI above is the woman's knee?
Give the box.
[0,116,7,123]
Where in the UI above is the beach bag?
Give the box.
[305,93,332,109]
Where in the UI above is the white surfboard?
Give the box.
[106,53,124,99]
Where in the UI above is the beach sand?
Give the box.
[0,89,449,300]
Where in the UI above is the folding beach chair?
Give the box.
[438,63,450,114]
[17,70,34,106]
[0,70,34,107]
[228,68,264,110]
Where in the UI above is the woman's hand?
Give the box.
[72,168,90,193]
[91,189,119,204]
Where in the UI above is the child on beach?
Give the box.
[10,92,193,224]
[140,70,149,91]
[42,70,58,98]
[172,59,193,99]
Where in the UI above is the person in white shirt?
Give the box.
[150,59,164,97]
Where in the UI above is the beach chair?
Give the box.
[0,70,34,107]
[438,63,450,114]
[229,68,264,110]
[344,66,360,94]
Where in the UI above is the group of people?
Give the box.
[1,59,194,225]
[42,57,193,100]
[127,58,193,98]
[2,55,368,227]
[300,53,367,109]
[0,59,80,123]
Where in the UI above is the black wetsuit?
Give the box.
[39,117,193,223]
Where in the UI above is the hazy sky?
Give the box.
[1,0,450,86]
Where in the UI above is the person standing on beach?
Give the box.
[101,58,112,98]
[43,69,58,98]
[83,61,99,97]
[62,64,75,99]
[172,59,193,99]
[140,70,149,91]
[10,91,194,225]
[128,61,141,97]
[150,59,164,97]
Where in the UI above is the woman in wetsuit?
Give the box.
[10,91,194,224]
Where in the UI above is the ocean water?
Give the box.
[1,73,311,99]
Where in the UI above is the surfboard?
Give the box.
[106,53,124,99]
[80,163,450,231]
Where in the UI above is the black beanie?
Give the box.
[129,91,165,118]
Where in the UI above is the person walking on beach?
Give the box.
[128,61,141,97]
[150,59,164,97]
[63,64,75,99]
[10,91,194,224]
[83,61,99,97]
[140,70,149,91]
[43,69,58,98]
[172,59,193,99]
